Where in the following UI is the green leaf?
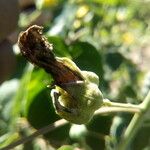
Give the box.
[0,79,19,119]
[26,87,60,129]
[47,36,71,58]
[11,63,34,119]
[25,68,59,129]
[25,68,52,108]
[0,132,19,149]
[69,41,104,80]
[86,115,112,150]
[44,124,70,148]
[105,51,124,71]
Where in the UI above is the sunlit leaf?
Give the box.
[25,68,59,129]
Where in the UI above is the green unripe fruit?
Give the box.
[51,57,103,124]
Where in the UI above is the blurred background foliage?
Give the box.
[0,0,150,149]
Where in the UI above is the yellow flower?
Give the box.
[44,0,58,7]
[122,32,134,45]
[36,0,58,9]
[76,5,89,18]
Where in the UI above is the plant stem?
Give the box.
[95,106,140,115]
[1,119,68,150]
[117,90,150,150]
[102,99,141,113]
